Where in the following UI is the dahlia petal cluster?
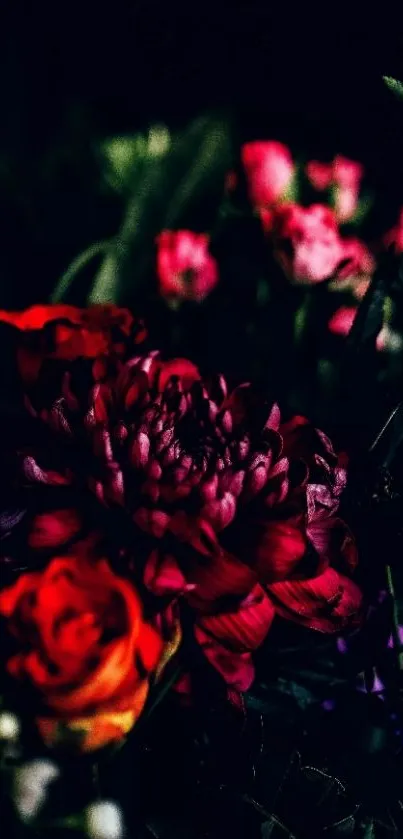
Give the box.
[0,305,363,748]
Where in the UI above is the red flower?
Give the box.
[0,540,173,752]
[139,401,362,691]
[11,336,362,696]
[241,141,294,209]
[271,204,344,284]
[156,230,219,302]
[0,304,147,385]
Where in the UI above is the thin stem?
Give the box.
[51,240,113,303]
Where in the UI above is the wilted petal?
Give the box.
[268,567,363,632]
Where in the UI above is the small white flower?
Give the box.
[14,759,59,822]
[0,711,21,742]
[86,800,124,839]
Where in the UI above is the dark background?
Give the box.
[1,5,403,307]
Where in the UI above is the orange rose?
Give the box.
[0,304,147,384]
[0,554,174,752]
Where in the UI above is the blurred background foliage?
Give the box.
[0,6,403,461]
[1,3,403,309]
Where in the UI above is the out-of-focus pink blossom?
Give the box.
[156,230,219,302]
[306,161,333,191]
[338,238,375,279]
[241,141,294,209]
[329,238,375,299]
[333,156,363,191]
[306,155,363,223]
[271,203,345,285]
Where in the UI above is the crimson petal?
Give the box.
[268,567,363,632]
[199,584,275,651]
[194,625,255,691]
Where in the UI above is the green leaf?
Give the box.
[383,75,403,99]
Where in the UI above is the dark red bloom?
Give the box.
[11,339,362,694]
[270,204,345,284]
[156,230,219,302]
[0,305,147,385]
[241,141,294,209]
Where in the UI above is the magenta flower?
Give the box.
[241,141,294,210]
[156,230,219,302]
[306,155,363,223]
[271,203,345,285]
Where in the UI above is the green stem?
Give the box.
[51,240,113,303]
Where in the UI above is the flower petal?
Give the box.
[194,625,255,691]
[199,584,275,651]
[268,567,363,632]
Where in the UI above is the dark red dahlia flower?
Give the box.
[11,343,363,694]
